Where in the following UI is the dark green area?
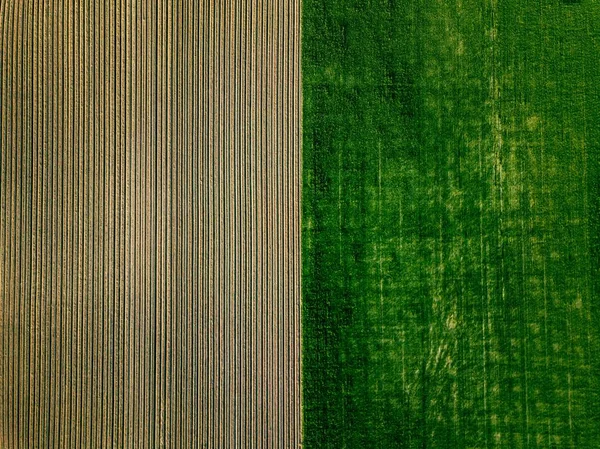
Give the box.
[302,1,600,447]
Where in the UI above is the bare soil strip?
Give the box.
[0,1,301,447]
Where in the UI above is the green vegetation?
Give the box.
[302,0,600,447]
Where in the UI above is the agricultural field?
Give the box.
[0,1,300,448]
[303,0,600,447]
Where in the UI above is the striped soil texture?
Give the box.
[0,1,300,448]
[303,0,600,448]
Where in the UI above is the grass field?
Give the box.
[303,0,600,447]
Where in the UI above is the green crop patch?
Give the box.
[302,0,600,447]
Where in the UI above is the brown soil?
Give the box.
[0,1,301,447]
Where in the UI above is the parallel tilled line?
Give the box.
[4,3,13,447]
[0,2,6,443]
[30,1,42,446]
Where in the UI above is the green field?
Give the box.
[302,0,600,447]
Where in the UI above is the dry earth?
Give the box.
[0,1,301,447]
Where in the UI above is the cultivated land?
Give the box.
[0,1,300,447]
[303,0,600,447]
